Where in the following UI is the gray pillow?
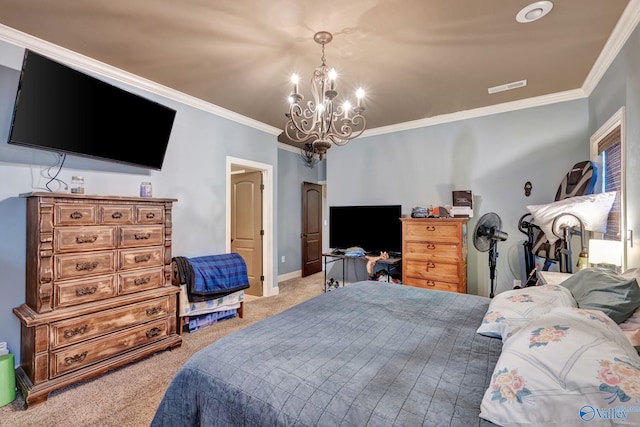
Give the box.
[560,267,640,323]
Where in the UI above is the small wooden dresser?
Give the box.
[13,192,182,407]
[401,217,468,293]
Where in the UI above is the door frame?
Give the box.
[226,156,275,297]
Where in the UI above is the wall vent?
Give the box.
[488,79,527,94]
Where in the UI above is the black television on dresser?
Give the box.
[329,204,402,254]
[7,49,176,170]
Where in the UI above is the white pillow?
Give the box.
[480,306,640,427]
[476,284,577,340]
[527,191,616,244]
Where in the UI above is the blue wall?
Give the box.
[588,22,640,269]
[0,42,279,363]
[277,148,325,275]
[326,100,590,295]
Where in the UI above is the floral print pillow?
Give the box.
[476,284,577,340]
[480,306,640,427]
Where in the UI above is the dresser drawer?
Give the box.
[136,206,165,224]
[404,241,460,261]
[119,246,164,271]
[119,225,164,248]
[54,226,117,253]
[54,251,116,280]
[100,205,135,225]
[54,204,98,226]
[50,296,172,349]
[404,222,459,243]
[55,275,117,308]
[403,277,460,292]
[50,318,170,378]
[405,260,460,282]
[118,268,165,294]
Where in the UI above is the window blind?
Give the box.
[598,125,621,240]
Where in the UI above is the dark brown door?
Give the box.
[302,182,322,277]
[231,171,263,296]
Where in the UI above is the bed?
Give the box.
[152,269,640,426]
[152,281,501,426]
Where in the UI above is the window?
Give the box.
[590,107,626,269]
[600,136,621,240]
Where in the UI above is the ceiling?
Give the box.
[0,0,635,140]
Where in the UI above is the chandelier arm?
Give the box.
[302,101,317,120]
[285,124,320,143]
[325,114,366,144]
[323,102,336,135]
[285,117,321,143]
[283,31,367,157]
[288,102,321,136]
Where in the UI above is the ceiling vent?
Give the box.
[488,79,528,94]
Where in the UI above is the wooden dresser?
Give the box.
[13,192,182,407]
[401,217,468,293]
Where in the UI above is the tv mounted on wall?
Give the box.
[8,50,176,170]
[329,205,402,254]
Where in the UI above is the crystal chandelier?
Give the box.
[285,31,366,160]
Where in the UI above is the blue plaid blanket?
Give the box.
[188,253,249,297]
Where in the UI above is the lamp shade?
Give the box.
[588,239,622,266]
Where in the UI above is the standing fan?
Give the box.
[474,212,509,298]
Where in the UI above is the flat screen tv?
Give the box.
[329,205,402,254]
[8,50,176,170]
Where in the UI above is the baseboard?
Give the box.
[278,270,301,282]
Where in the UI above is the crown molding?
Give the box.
[0,23,282,136]
[363,89,587,138]
[582,0,640,95]
[1,0,638,142]
[364,0,640,137]
[278,142,305,154]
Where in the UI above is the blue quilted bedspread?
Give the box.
[188,253,249,297]
[152,281,501,426]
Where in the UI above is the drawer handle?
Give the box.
[76,286,98,296]
[146,212,156,219]
[76,261,98,271]
[426,281,436,287]
[70,211,84,219]
[134,255,151,263]
[134,233,151,240]
[65,351,88,365]
[134,276,151,285]
[64,325,88,338]
[112,212,123,219]
[146,327,163,338]
[426,244,436,250]
[146,306,162,316]
[426,226,436,231]
[426,262,436,271]
[75,235,98,244]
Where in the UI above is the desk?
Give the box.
[322,253,402,292]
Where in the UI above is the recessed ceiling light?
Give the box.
[516,1,553,23]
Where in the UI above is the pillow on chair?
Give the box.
[526,191,616,245]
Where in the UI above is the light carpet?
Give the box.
[0,272,325,427]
